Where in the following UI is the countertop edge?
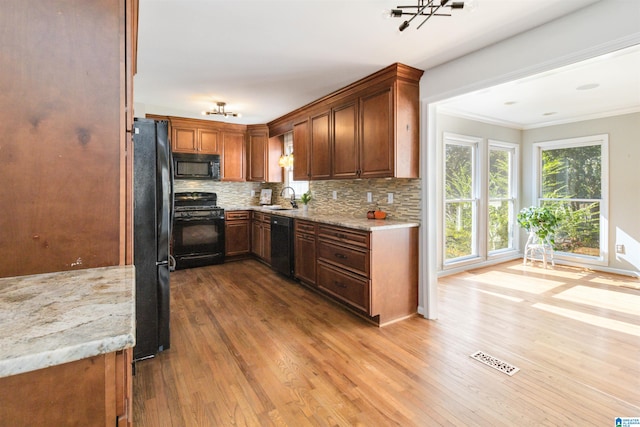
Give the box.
[222,206,420,231]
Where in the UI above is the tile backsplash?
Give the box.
[174,178,421,222]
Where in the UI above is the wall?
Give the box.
[177,178,421,222]
[522,112,640,275]
[419,0,640,318]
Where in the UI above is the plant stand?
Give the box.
[523,231,555,268]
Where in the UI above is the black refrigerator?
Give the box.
[133,118,172,361]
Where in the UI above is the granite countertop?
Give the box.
[222,206,419,231]
[0,265,135,378]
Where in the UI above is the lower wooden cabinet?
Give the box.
[316,223,418,325]
[294,220,317,285]
[225,211,251,258]
[0,348,133,427]
[251,212,271,264]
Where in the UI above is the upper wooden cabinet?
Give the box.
[268,63,423,180]
[247,125,283,183]
[310,111,332,179]
[171,122,219,154]
[292,120,310,181]
[221,131,245,182]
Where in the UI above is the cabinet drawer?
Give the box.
[318,225,369,248]
[318,240,369,277]
[318,262,369,312]
[226,211,250,220]
[253,211,271,223]
[295,219,316,235]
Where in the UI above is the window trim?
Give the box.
[443,132,482,266]
[487,140,519,258]
[532,134,609,266]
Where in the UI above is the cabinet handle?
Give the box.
[334,281,347,288]
[335,233,346,239]
[334,253,347,260]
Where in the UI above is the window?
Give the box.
[282,132,308,199]
[534,134,608,263]
[442,134,518,267]
[488,142,517,254]
[444,134,479,262]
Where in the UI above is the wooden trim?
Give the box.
[268,63,423,137]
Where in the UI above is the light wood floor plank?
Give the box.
[134,259,640,426]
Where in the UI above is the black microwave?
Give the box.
[172,153,221,180]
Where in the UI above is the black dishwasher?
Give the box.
[270,215,294,277]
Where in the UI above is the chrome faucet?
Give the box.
[281,186,298,209]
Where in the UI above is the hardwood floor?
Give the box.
[133,260,640,426]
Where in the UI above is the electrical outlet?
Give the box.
[616,244,625,254]
[367,192,372,203]
[333,191,337,200]
[251,190,256,197]
[387,193,393,204]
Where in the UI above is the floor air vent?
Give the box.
[470,351,520,376]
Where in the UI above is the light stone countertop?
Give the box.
[0,265,135,378]
[222,206,419,231]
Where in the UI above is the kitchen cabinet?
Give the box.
[309,111,332,179]
[292,120,310,181]
[225,211,251,258]
[316,223,418,325]
[268,63,423,181]
[247,126,283,182]
[171,123,220,154]
[0,0,137,277]
[331,100,359,179]
[222,131,246,181]
[251,211,271,264]
[294,220,317,286]
[0,349,132,427]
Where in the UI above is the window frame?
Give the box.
[533,134,609,265]
[487,140,519,257]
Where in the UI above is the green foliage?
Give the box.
[517,206,561,244]
[300,190,311,205]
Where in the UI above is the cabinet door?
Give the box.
[332,101,359,179]
[172,126,197,153]
[198,129,219,154]
[251,219,262,257]
[262,222,271,264]
[267,135,284,183]
[247,131,267,182]
[359,86,394,178]
[222,132,245,181]
[225,219,250,256]
[294,232,316,285]
[292,120,310,181]
[310,111,331,179]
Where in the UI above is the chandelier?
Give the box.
[202,102,240,118]
[390,0,465,32]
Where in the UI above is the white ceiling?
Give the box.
[134,0,639,128]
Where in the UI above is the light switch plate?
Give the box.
[387,193,393,204]
[333,191,337,199]
[367,192,372,203]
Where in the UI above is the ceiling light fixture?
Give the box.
[391,0,465,32]
[202,102,241,118]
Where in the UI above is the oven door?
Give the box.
[172,217,225,269]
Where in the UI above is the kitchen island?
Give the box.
[0,266,135,426]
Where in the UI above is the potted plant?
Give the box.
[300,190,311,212]
[517,205,561,245]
